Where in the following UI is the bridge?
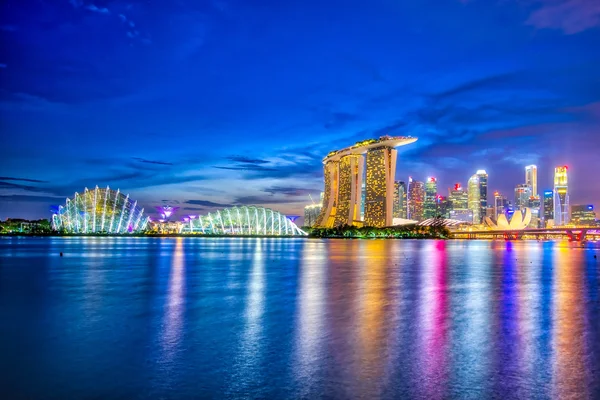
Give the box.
[450,227,600,242]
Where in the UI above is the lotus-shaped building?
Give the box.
[180,206,306,236]
[485,208,532,230]
[51,186,149,233]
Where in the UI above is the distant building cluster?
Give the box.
[304,136,596,228]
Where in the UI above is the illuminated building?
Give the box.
[543,190,554,227]
[528,196,541,228]
[393,181,407,219]
[364,147,396,227]
[571,205,596,226]
[407,177,425,221]
[51,186,149,234]
[448,183,468,210]
[449,209,473,224]
[468,174,480,224]
[514,184,532,209]
[493,191,507,219]
[436,195,451,218]
[476,170,488,223]
[525,164,538,197]
[182,206,306,235]
[423,177,438,219]
[316,136,418,227]
[304,203,322,227]
[553,166,570,226]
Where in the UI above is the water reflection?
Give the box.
[552,247,588,399]
[294,240,327,397]
[1,238,599,399]
[160,238,186,363]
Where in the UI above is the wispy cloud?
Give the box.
[226,155,270,165]
[526,0,600,34]
[132,157,173,166]
[0,64,7,69]
[185,199,231,207]
[0,177,48,183]
[85,4,110,14]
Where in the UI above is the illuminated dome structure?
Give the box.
[51,186,149,233]
[485,208,532,230]
[181,206,307,236]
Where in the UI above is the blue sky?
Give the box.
[1,0,599,220]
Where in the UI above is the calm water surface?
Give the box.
[0,237,599,399]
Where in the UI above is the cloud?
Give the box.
[185,199,231,207]
[226,155,270,165]
[0,64,7,69]
[0,25,17,32]
[132,157,173,166]
[0,181,48,192]
[85,4,110,14]
[214,165,277,172]
[263,186,320,197]
[0,177,48,183]
[526,0,600,34]
[118,14,127,22]
[233,195,302,206]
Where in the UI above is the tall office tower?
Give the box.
[364,146,397,227]
[423,177,438,219]
[476,170,488,223]
[468,174,481,224]
[493,191,507,219]
[553,166,570,226]
[543,190,554,226]
[333,154,364,226]
[393,181,407,219]
[408,177,425,221]
[449,183,469,210]
[514,184,532,209]
[436,196,451,218]
[528,196,541,228]
[571,205,596,226]
[304,203,322,227]
[525,165,538,197]
[448,183,471,223]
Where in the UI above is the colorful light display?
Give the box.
[51,186,149,234]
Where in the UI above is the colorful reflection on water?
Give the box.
[0,237,598,399]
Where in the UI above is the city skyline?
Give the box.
[1,0,600,220]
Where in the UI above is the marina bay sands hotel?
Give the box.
[316,135,418,228]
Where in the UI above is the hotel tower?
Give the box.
[316,136,417,228]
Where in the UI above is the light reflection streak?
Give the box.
[357,240,388,397]
[552,246,587,398]
[161,238,185,363]
[418,240,448,399]
[228,239,266,395]
[293,240,326,396]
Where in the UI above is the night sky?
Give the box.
[1,0,599,221]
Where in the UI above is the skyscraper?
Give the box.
[304,203,322,227]
[468,174,481,224]
[514,184,532,209]
[408,178,425,221]
[449,183,472,223]
[525,165,538,197]
[393,181,407,219]
[571,205,596,226]
[423,177,438,219]
[553,166,569,226]
[543,190,553,227]
[477,170,488,223]
[493,191,507,219]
